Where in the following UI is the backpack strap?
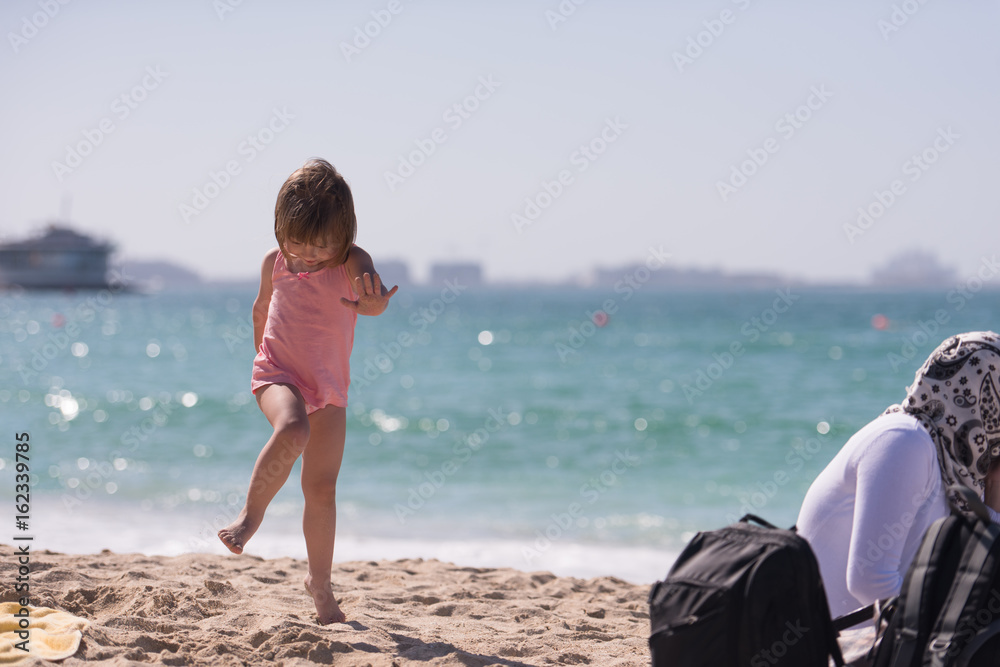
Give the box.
[889,517,950,667]
[833,603,877,632]
[739,514,779,529]
[892,485,994,666]
[925,520,1000,667]
[814,572,847,667]
[831,637,846,667]
[954,619,1000,667]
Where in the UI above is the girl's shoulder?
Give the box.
[262,247,282,270]
[344,243,367,261]
[343,244,372,276]
[256,248,283,287]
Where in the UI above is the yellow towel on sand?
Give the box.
[0,603,89,663]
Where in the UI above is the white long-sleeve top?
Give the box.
[797,411,1000,619]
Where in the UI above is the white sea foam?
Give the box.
[28,495,673,585]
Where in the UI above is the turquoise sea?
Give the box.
[2,282,998,584]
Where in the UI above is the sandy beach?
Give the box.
[0,545,652,666]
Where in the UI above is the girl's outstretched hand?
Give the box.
[340,272,398,315]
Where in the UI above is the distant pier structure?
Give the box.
[0,225,115,289]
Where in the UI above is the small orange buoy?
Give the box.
[592,310,609,327]
[871,314,889,330]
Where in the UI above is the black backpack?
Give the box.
[870,485,1000,667]
[648,514,846,667]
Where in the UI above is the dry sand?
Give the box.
[0,545,652,666]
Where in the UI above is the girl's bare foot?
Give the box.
[217,512,259,555]
[304,574,346,624]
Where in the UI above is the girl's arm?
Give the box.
[340,245,398,315]
[252,249,279,352]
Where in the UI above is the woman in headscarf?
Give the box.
[797,331,1000,618]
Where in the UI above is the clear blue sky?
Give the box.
[2,1,997,284]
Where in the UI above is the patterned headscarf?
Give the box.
[884,332,1000,501]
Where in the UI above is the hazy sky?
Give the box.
[2,1,997,284]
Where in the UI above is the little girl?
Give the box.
[218,158,397,624]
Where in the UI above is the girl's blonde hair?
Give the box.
[274,158,357,266]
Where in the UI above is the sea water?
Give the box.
[1,283,998,584]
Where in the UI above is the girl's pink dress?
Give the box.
[251,251,357,412]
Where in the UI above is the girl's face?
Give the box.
[284,238,339,268]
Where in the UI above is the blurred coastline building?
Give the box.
[585,264,787,290]
[429,261,483,287]
[119,260,202,292]
[376,260,411,290]
[14,244,971,292]
[0,225,114,289]
[869,250,958,289]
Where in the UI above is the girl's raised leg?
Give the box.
[218,383,310,554]
[300,404,347,624]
